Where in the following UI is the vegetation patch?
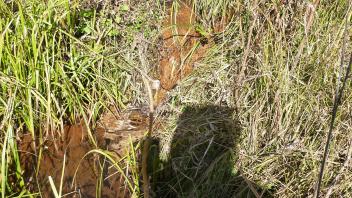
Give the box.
[1,0,352,197]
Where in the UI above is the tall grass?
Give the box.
[0,0,162,196]
[153,0,352,197]
[1,0,352,197]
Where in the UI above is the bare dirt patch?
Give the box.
[19,107,149,197]
[156,1,209,105]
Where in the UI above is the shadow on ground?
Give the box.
[148,105,271,198]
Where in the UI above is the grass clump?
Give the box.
[0,0,162,196]
[0,1,109,196]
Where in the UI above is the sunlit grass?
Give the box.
[0,0,161,196]
[1,0,352,197]
[153,0,352,197]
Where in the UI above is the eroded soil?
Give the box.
[19,107,148,197]
[155,1,209,105]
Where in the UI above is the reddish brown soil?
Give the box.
[20,125,109,197]
[19,108,148,197]
[156,1,208,105]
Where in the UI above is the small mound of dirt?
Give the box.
[97,107,149,156]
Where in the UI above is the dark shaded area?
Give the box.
[149,105,271,197]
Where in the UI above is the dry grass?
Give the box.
[150,0,352,197]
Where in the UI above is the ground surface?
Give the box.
[1,0,352,197]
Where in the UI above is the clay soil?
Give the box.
[20,124,125,198]
[19,108,148,198]
[155,1,209,105]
